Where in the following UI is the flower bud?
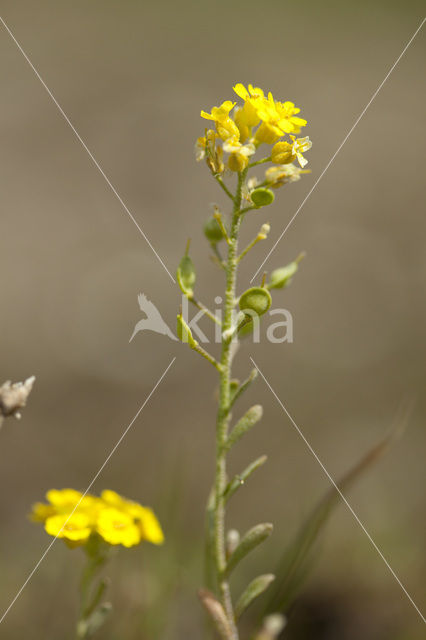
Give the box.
[251,188,275,208]
[271,141,295,164]
[239,287,272,317]
[226,529,240,557]
[203,217,224,244]
[258,223,271,240]
[228,152,249,173]
[254,122,281,145]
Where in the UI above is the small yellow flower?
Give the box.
[96,507,141,548]
[255,93,307,144]
[45,512,92,545]
[232,84,265,140]
[100,490,164,546]
[30,502,55,522]
[200,101,240,141]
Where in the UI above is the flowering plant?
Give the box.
[31,488,163,638]
[176,83,311,640]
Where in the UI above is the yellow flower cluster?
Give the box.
[31,488,164,548]
[197,83,312,174]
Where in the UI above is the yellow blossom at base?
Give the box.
[100,490,164,545]
[96,507,141,547]
[30,488,164,549]
[45,512,92,545]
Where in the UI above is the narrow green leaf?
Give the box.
[82,578,109,619]
[225,523,273,577]
[77,602,112,638]
[229,369,258,408]
[223,455,267,503]
[225,405,263,451]
[235,574,275,620]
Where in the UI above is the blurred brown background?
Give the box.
[0,0,425,638]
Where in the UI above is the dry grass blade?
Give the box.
[263,400,412,615]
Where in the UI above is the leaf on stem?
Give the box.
[82,578,110,619]
[198,589,234,640]
[223,455,268,503]
[77,603,112,639]
[230,369,258,408]
[225,405,263,451]
[235,574,275,620]
[225,523,273,577]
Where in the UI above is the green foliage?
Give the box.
[225,405,263,451]
[223,455,268,503]
[235,574,275,620]
[225,523,273,577]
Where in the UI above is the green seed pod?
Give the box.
[250,188,275,208]
[268,254,304,290]
[203,217,224,244]
[238,318,254,338]
[177,254,196,295]
[239,287,272,317]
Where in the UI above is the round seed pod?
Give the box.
[239,287,272,317]
[204,217,224,244]
[177,254,196,295]
[250,188,275,208]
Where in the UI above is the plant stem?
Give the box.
[76,546,108,639]
[212,169,247,639]
[214,175,235,201]
[189,295,222,326]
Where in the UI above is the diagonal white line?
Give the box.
[0,356,176,625]
[0,16,176,284]
[250,16,426,283]
[250,357,426,624]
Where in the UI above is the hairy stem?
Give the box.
[213,169,247,639]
